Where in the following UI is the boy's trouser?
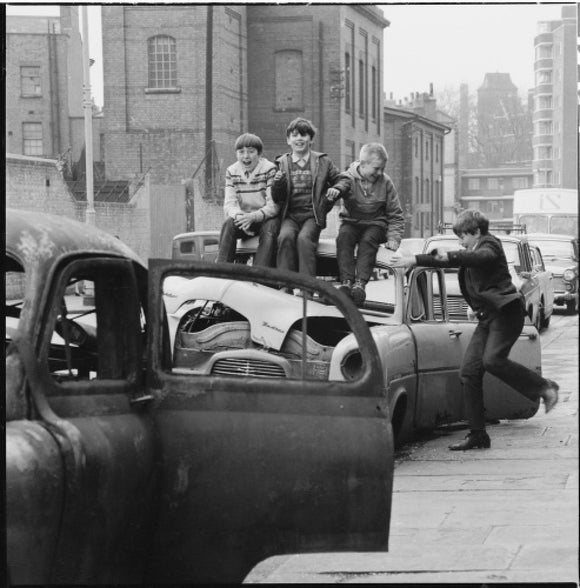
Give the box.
[277,217,320,277]
[217,216,280,267]
[460,299,547,430]
[336,223,386,283]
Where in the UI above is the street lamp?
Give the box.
[81,5,95,227]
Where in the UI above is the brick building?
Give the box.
[101,5,390,256]
[382,92,450,238]
[5,8,103,171]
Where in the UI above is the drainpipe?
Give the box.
[81,6,95,226]
[205,5,214,196]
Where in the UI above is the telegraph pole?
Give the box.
[81,6,95,226]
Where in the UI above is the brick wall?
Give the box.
[6,154,151,261]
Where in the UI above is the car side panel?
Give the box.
[6,422,64,585]
[147,392,391,583]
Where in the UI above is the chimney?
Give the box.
[430,82,434,96]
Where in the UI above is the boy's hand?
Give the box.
[385,240,399,251]
[273,170,285,182]
[326,187,340,202]
[390,253,417,268]
[234,212,257,232]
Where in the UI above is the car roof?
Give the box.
[6,208,145,271]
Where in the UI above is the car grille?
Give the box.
[434,296,468,319]
[211,357,287,378]
[552,276,565,293]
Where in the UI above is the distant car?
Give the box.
[422,233,553,331]
[166,236,542,447]
[526,233,579,314]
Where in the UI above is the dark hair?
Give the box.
[453,209,489,236]
[286,118,316,139]
[234,133,263,154]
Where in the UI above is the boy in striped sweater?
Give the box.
[217,133,279,267]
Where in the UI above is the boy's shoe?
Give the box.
[338,280,352,297]
[540,379,559,413]
[449,430,491,451]
[351,280,366,307]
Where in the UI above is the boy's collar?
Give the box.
[291,151,311,164]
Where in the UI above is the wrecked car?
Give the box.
[6,209,394,584]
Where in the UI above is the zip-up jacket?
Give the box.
[271,150,341,229]
[332,161,405,243]
[415,233,523,314]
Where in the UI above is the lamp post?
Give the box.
[81,5,95,226]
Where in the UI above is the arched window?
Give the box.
[345,52,351,112]
[148,35,177,88]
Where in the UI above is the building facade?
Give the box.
[101,5,390,256]
[383,92,450,238]
[459,166,533,220]
[532,5,577,189]
[5,8,103,170]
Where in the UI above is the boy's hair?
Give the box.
[453,209,489,236]
[234,133,263,154]
[360,143,388,164]
[286,118,316,139]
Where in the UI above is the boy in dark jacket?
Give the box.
[331,143,405,306]
[392,209,559,451]
[272,118,341,277]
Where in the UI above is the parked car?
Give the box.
[526,233,579,314]
[172,230,220,262]
[6,209,393,584]
[396,237,426,256]
[167,235,542,448]
[422,233,553,331]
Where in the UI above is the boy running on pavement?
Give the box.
[331,143,405,306]
[217,133,279,267]
[272,118,341,277]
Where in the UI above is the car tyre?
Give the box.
[565,300,578,315]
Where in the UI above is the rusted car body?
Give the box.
[6,209,394,584]
[167,235,542,446]
[423,233,553,331]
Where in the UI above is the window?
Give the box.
[358,59,365,116]
[536,70,552,84]
[424,179,430,203]
[415,177,420,203]
[512,176,529,189]
[275,50,303,111]
[535,44,552,59]
[345,52,351,111]
[22,122,43,155]
[487,178,499,189]
[414,137,419,158]
[435,143,439,163]
[371,66,377,119]
[425,140,429,160]
[148,35,177,89]
[467,178,480,190]
[535,146,552,160]
[537,120,553,135]
[538,95,553,109]
[20,66,41,97]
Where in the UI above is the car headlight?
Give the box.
[340,350,363,381]
[563,269,576,281]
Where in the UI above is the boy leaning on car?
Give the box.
[392,209,559,451]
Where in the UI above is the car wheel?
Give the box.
[538,299,549,331]
[565,300,578,315]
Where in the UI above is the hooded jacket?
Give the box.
[333,161,405,242]
[415,233,524,314]
[271,150,341,229]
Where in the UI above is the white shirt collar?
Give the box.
[291,152,310,164]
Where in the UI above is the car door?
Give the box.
[7,256,158,585]
[405,268,468,429]
[530,245,554,324]
[144,259,394,584]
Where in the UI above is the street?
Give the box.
[245,310,579,584]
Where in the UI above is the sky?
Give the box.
[6,2,571,107]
